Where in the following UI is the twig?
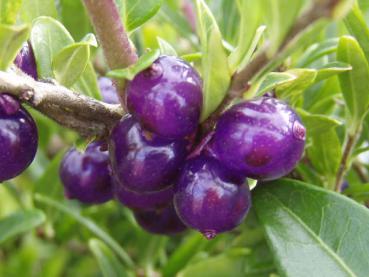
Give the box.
[82,0,137,70]
[353,162,369,183]
[0,70,124,138]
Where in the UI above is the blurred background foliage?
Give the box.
[1,0,369,276]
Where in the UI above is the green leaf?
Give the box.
[196,0,231,121]
[261,0,304,54]
[228,0,262,73]
[254,179,369,277]
[31,17,100,99]
[256,72,297,96]
[107,49,160,80]
[0,210,45,243]
[60,0,92,41]
[315,62,352,82]
[122,0,163,32]
[178,248,251,277]
[0,24,30,70]
[0,0,22,24]
[89,239,128,277]
[20,0,57,23]
[296,38,339,67]
[31,16,74,78]
[53,43,91,87]
[34,194,134,268]
[157,37,177,56]
[337,35,369,129]
[298,109,341,135]
[344,1,369,63]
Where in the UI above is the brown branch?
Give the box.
[0,70,124,138]
[82,0,137,70]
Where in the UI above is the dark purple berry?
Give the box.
[109,115,187,193]
[14,42,38,79]
[126,55,203,139]
[134,204,187,235]
[174,156,251,239]
[99,77,120,104]
[115,180,174,211]
[59,142,113,204]
[208,97,306,181]
[0,94,38,182]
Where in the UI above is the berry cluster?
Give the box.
[60,55,306,238]
[0,43,38,183]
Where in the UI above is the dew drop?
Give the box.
[292,121,306,141]
[202,229,217,240]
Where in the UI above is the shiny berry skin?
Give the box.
[98,77,120,104]
[14,42,38,79]
[126,55,203,139]
[59,142,113,204]
[174,156,251,239]
[134,204,187,235]
[109,115,187,193]
[115,181,174,211]
[208,97,306,181]
[0,94,38,182]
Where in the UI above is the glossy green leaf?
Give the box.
[337,35,369,129]
[298,109,341,135]
[315,62,352,82]
[297,38,339,67]
[254,179,369,277]
[31,17,100,99]
[256,72,296,96]
[261,0,304,54]
[34,194,134,268]
[122,0,163,32]
[107,49,160,80]
[0,0,22,24]
[157,37,177,56]
[53,43,90,87]
[228,0,262,73]
[89,239,128,277]
[196,0,231,121]
[0,210,45,243]
[20,0,57,23]
[178,248,251,277]
[0,24,30,70]
[60,0,92,41]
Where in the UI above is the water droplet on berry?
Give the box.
[202,229,217,240]
[293,121,306,141]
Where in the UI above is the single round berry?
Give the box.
[126,55,203,139]
[174,156,251,239]
[115,180,174,211]
[99,77,120,104]
[208,97,306,181]
[59,142,113,204]
[109,115,187,193]
[134,204,187,235]
[14,42,38,79]
[0,94,38,182]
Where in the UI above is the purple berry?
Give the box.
[115,180,174,211]
[14,42,38,79]
[98,77,120,104]
[134,204,187,235]
[0,94,38,182]
[208,97,306,181]
[59,142,113,204]
[174,156,251,239]
[109,115,187,193]
[126,55,203,139]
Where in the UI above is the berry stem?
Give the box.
[0,70,123,138]
[82,0,138,70]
